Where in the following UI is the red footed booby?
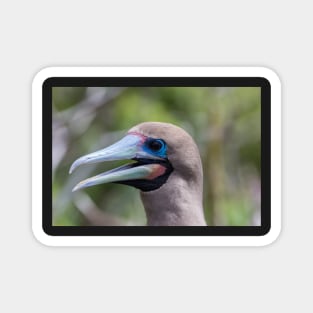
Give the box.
[69,122,206,226]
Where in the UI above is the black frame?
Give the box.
[43,77,271,236]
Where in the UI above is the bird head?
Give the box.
[70,122,202,193]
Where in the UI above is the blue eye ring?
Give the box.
[145,138,167,157]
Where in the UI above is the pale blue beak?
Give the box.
[69,134,163,192]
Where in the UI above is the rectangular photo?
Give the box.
[32,67,280,245]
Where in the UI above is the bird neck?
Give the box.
[140,173,206,226]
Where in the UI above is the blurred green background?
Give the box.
[52,86,261,226]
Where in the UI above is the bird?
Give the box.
[69,122,207,226]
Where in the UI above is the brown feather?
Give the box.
[129,122,206,226]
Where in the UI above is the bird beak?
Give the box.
[69,134,165,192]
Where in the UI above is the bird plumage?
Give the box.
[70,122,206,226]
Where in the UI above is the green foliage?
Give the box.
[52,86,261,226]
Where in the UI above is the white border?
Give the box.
[32,67,281,246]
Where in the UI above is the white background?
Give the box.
[0,1,311,312]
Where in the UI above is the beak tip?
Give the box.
[69,160,80,174]
[72,179,90,192]
[72,184,80,192]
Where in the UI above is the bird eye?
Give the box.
[144,138,167,157]
[148,139,164,152]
